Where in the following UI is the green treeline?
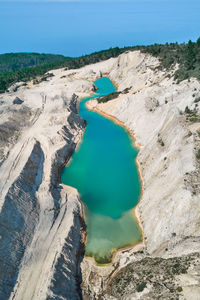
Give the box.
[142,38,200,82]
[0,63,63,92]
[0,53,68,73]
[0,49,125,92]
[0,38,200,92]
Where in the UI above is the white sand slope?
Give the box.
[0,50,200,299]
[0,71,94,300]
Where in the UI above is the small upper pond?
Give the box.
[61,77,142,263]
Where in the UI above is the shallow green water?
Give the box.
[61,77,142,263]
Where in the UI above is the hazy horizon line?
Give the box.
[0,38,198,58]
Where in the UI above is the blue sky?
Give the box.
[0,0,199,56]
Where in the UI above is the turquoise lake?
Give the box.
[61,77,142,263]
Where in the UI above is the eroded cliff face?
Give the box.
[0,51,200,300]
[0,73,93,300]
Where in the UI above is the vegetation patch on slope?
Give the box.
[97,87,131,103]
[108,253,200,299]
[142,38,200,82]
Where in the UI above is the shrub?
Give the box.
[196,149,200,159]
[158,138,165,147]
[136,282,147,292]
[194,97,200,103]
[185,106,192,114]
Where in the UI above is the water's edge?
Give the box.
[85,100,145,264]
[62,77,144,265]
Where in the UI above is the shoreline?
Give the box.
[61,76,145,266]
[85,103,145,255]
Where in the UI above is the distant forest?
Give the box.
[0,38,200,92]
[0,53,68,73]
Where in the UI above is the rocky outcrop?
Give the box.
[46,202,85,300]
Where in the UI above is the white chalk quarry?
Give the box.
[0,50,200,299]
